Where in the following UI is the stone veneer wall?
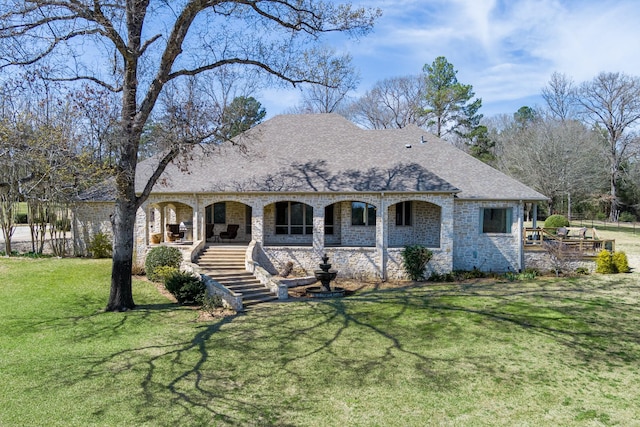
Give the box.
[524,251,595,274]
[386,247,450,279]
[72,202,114,256]
[452,200,521,272]
[388,201,441,247]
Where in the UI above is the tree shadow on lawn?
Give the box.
[76,276,640,425]
[351,276,640,365]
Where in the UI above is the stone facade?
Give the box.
[72,202,114,256]
[74,192,532,280]
[452,200,523,272]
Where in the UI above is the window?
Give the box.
[276,202,313,235]
[481,208,512,233]
[395,201,412,226]
[352,202,376,226]
[213,203,226,224]
[324,205,334,235]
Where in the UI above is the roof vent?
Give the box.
[405,144,412,148]
[420,135,426,144]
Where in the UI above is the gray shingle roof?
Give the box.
[134,113,546,200]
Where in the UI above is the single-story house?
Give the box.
[74,113,547,279]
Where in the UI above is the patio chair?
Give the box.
[556,227,569,239]
[219,224,239,241]
[165,224,184,242]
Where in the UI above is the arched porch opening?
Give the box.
[204,201,252,243]
[388,200,441,248]
[148,201,194,244]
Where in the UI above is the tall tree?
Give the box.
[291,46,359,114]
[493,112,607,215]
[422,56,482,139]
[541,72,576,121]
[0,1,380,311]
[350,75,427,129]
[220,96,266,139]
[577,72,640,220]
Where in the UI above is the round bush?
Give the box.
[165,272,206,305]
[612,251,630,273]
[145,246,183,282]
[544,214,569,229]
[595,250,615,274]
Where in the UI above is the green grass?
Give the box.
[2,258,640,426]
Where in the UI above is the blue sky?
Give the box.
[260,0,640,118]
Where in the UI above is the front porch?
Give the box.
[138,194,455,280]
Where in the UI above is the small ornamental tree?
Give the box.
[88,232,113,259]
[401,245,433,281]
[543,241,581,277]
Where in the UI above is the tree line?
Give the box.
[293,58,640,223]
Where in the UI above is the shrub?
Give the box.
[153,265,179,283]
[14,213,28,224]
[595,212,607,221]
[401,245,433,281]
[165,272,206,305]
[575,266,590,275]
[619,211,637,223]
[544,214,569,229]
[145,246,183,282]
[612,251,630,273]
[202,294,226,314]
[87,232,112,259]
[595,250,616,274]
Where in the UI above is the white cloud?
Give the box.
[262,0,640,118]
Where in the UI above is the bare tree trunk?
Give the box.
[106,197,137,311]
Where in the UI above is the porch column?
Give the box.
[313,203,325,258]
[532,203,538,229]
[376,194,389,280]
[192,196,202,241]
[251,204,264,244]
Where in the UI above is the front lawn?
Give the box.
[1,258,639,426]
